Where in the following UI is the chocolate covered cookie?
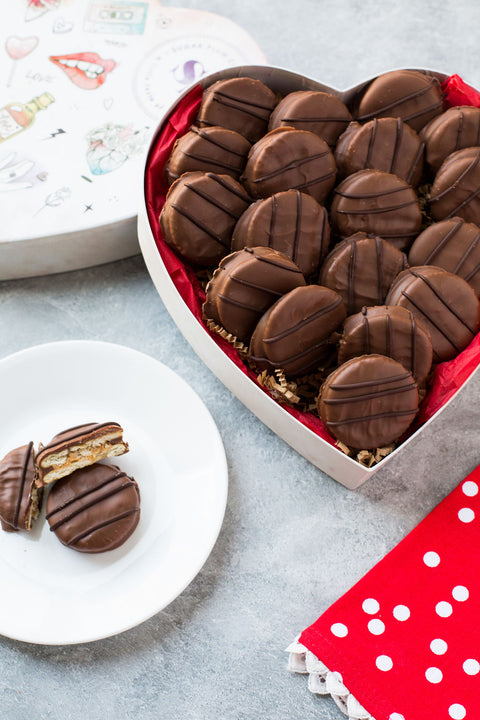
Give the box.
[338,305,433,384]
[249,285,346,377]
[330,169,422,251]
[231,190,330,277]
[317,354,419,449]
[202,246,305,343]
[46,463,140,553]
[160,171,251,267]
[420,106,480,173]
[197,77,277,143]
[356,69,443,132]
[36,422,129,486]
[386,265,480,362]
[268,90,351,147]
[319,232,408,314]
[429,147,480,225]
[242,127,336,204]
[164,126,251,186]
[0,443,41,532]
[408,217,480,296]
[335,117,424,185]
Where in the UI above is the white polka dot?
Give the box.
[449,704,466,719]
[368,619,385,635]
[376,655,393,671]
[389,715,405,720]
[452,585,469,602]
[362,598,380,614]
[436,601,453,617]
[330,622,348,638]
[458,507,475,523]
[430,638,448,655]
[463,480,478,497]
[425,666,443,683]
[423,551,440,567]
[393,605,410,621]
[463,658,480,675]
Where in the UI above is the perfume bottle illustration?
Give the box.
[0,93,55,143]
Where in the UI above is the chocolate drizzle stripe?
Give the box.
[46,471,127,520]
[243,249,304,274]
[268,195,277,247]
[217,294,266,311]
[362,307,370,354]
[336,198,418,215]
[476,115,480,146]
[423,219,464,264]
[455,111,465,151]
[386,311,392,356]
[334,184,410,199]
[410,312,417,375]
[453,231,480,274]
[190,126,248,157]
[409,269,477,334]
[400,100,444,123]
[263,297,344,343]
[322,382,417,405]
[390,117,404,175]
[182,152,242,173]
[210,94,270,121]
[205,172,250,202]
[67,508,139,547]
[376,236,384,304]
[184,182,242,219]
[464,259,480,282]
[252,150,331,183]
[445,185,480,219]
[326,408,417,426]
[38,422,120,457]
[329,371,411,390]
[366,119,378,167]
[171,204,229,248]
[49,481,135,533]
[357,79,439,121]
[211,89,274,112]
[400,290,462,351]
[229,275,285,294]
[250,338,330,367]
[280,116,350,124]
[348,239,356,314]
[289,169,336,191]
[292,191,302,264]
[430,152,480,203]
[13,442,33,529]
[406,140,425,184]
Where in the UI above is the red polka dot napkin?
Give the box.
[289,464,480,720]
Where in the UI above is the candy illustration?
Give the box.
[25,0,60,23]
[49,52,116,90]
[5,35,39,86]
[86,123,149,175]
[0,153,35,192]
[0,93,55,144]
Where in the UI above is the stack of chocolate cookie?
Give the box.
[0,422,140,553]
[158,70,480,453]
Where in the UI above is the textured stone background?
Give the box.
[1,1,479,718]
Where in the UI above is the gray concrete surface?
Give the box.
[1,1,480,718]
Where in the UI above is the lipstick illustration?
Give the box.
[49,52,116,90]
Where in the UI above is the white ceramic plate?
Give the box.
[0,341,228,645]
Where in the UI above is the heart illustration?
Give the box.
[139,67,480,488]
[5,35,39,60]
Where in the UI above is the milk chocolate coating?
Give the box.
[385,265,480,362]
[338,305,433,384]
[36,421,129,485]
[319,232,408,314]
[330,169,422,251]
[0,443,39,532]
[202,246,306,343]
[356,69,443,132]
[317,354,419,449]
[242,127,336,204]
[46,463,140,554]
[408,217,480,296]
[429,147,480,225]
[268,90,351,147]
[231,190,330,277]
[164,126,251,186]
[197,77,277,143]
[249,285,346,377]
[420,106,480,173]
[160,171,251,267]
[335,117,424,186]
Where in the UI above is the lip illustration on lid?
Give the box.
[49,51,116,90]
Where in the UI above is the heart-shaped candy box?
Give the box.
[138,65,480,489]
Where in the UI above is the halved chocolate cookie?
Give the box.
[0,442,41,532]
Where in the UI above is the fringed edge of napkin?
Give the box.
[286,637,377,720]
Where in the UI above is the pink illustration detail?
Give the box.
[25,0,61,23]
[5,36,39,87]
[86,123,149,175]
[49,52,116,90]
